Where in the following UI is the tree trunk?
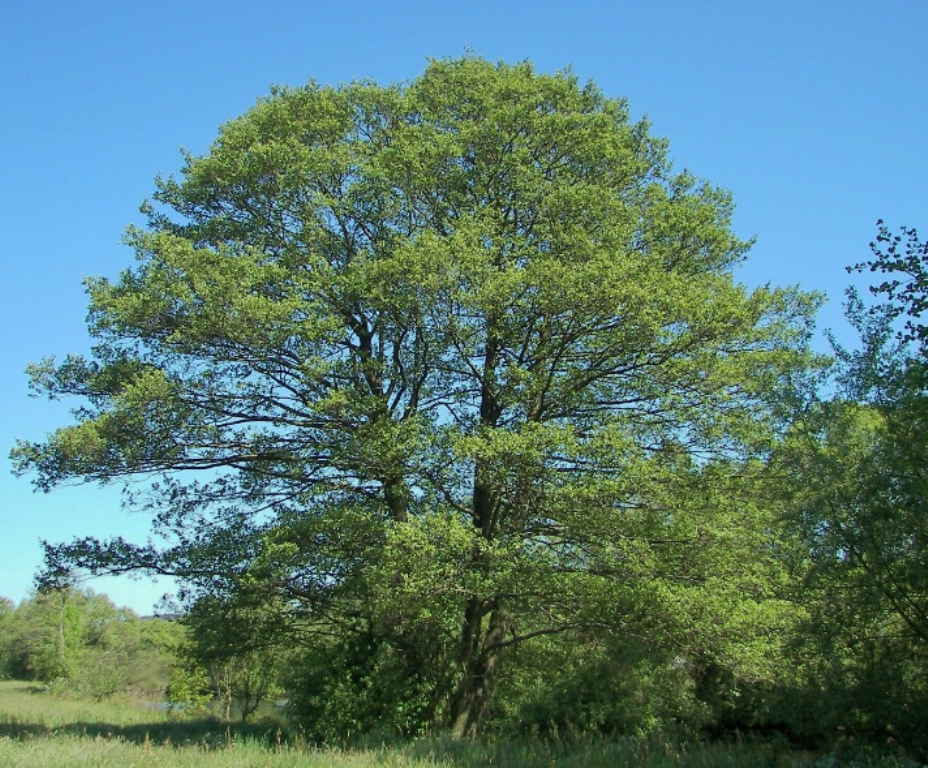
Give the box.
[57,597,67,679]
[448,605,511,739]
[383,475,408,522]
[447,325,507,739]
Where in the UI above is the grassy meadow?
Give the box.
[0,680,919,768]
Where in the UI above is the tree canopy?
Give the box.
[12,58,821,737]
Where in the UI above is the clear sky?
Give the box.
[2,0,925,615]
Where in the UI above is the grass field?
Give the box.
[0,680,919,768]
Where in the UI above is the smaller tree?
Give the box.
[7,588,89,684]
[172,592,290,721]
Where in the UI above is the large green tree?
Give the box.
[13,58,819,736]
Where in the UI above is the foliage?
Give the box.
[776,222,928,757]
[12,57,821,737]
[286,620,454,741]
[489,633,705,740]
[6,589,87,684]
[796,393,928,754]
[169,592,291,721]
[0,588,179,699]
[0,597,14,679]
[853,220,928,346]
[166,656,214,713]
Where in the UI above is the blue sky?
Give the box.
[2,1,925,614]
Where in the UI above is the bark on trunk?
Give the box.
[448,605,511,739]
[447,320,508,738]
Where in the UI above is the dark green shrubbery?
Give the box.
[286,627,453,743]
[489,635,709,741]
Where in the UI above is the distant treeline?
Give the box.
[0,589,178,699]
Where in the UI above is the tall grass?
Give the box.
[0,681,918,767]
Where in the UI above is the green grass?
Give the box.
[0,681,919,767]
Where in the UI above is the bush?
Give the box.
[286,628,451,742]
[490,634,709,741]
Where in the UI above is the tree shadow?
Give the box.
[0,714,290,748]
